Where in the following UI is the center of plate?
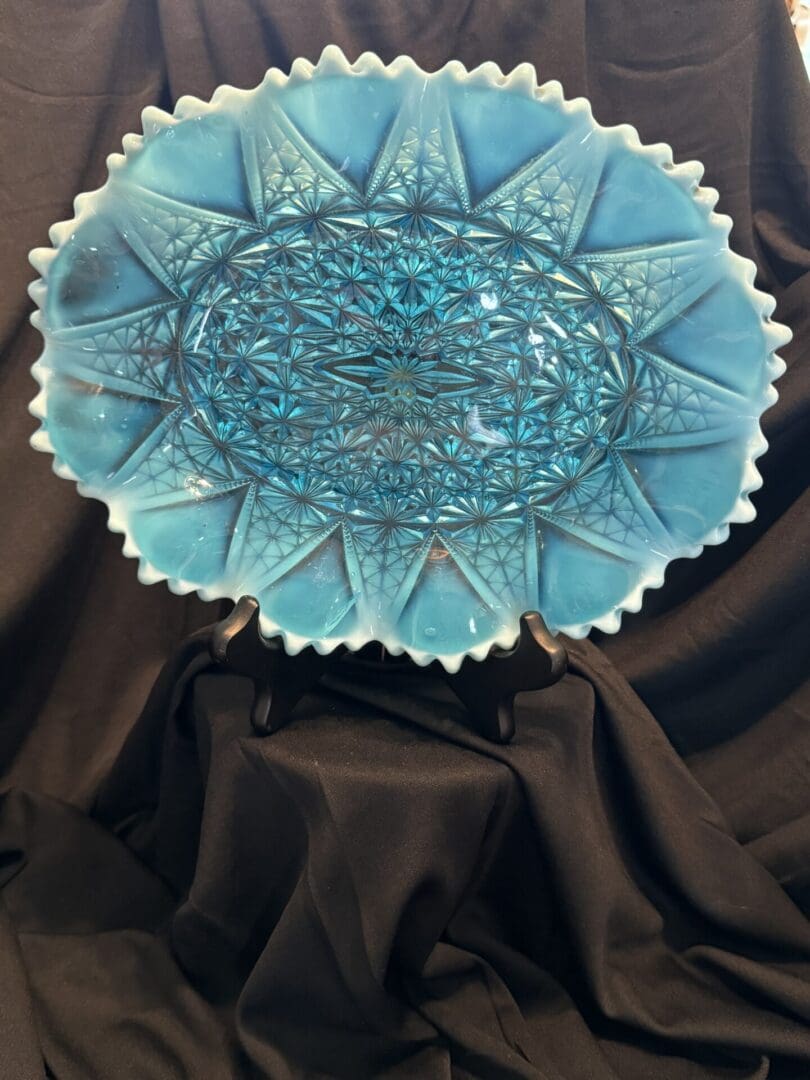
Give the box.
[176,217,632,522]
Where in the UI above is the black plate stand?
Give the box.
[206,597,567,744]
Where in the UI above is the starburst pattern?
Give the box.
[28,49,789,668]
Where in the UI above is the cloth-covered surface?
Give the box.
[1,1,809,1077]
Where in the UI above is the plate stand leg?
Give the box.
[210,597,346,735]
[440,613,568,743]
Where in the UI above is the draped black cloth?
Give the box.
[1,2,809,1077]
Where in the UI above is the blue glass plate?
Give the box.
[28,47,790,670]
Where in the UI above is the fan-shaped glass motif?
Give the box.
[28,48,789,669]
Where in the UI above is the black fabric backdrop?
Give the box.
[1,1,809,1077]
